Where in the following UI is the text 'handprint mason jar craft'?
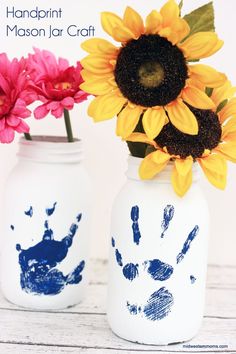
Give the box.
[0,50,92,309]
[80,0,236,345]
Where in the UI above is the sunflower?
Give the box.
[80,0,226,140]
[126,83,236,197]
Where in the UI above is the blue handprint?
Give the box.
[112,205,199,321]
[15,202,85,296]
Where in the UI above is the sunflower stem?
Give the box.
[24,133,32,141]
[64,109,74,143]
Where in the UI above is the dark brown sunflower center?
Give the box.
[114,34,188,107]
[156,106,222,159]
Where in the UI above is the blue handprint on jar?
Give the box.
[111,205,199,321]
[15,203,85,296]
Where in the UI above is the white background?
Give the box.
[0,0,235,265]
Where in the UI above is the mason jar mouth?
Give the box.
[18,136,83,164]
[126,155,200,183]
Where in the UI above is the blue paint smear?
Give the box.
[46,202,57,216]
[111,237,115,248]
[123,263,139,281]
[10,225,15,231]
[177,225,199,264]
[25,206,33,218]
[127,302,142,315]
[144,259,174,281]
[77,213,82,223]
[115,249,123,267]
[190,275,196,284]
[131,206,141,245]
[161,205,175,238]
[143,287,174,321]
[16,214,84,295]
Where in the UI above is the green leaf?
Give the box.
[183,2,215,39]
[205,87,214,97]
[216,99,228,114]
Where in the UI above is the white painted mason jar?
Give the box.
[108,156,209,345]
[0,136,92,310]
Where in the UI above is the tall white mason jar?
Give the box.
[108,156,209,345]
[0,136,92,310]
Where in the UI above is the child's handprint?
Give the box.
[16,203,85,296]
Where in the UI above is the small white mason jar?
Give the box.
[0,136,92,310]
[107,156,209,345]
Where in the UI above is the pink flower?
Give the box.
[0,53,32,144]
[27,48,89,119]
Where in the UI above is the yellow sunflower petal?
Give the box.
[189,64,227,88]
[218,98,236,124]
[222,117,236,141]
[101,12,130,40]
[142,108,167,140]
[171,162,193,197]
[167,18,190,44]
[123,6,144,37]
[80,78,114,95]
[88,92,127,121]
[126,133,157,147]
[215,142,236,163]
[81,38,118,55]
[166,99,198,135]
[139,151,170,180]
[182,86,215,110]
[197,154,227,190]
[160,0,179,27]
[211,81,236,107]
[112,25,136,42]
[180,32,224,60]
[117,105,143,138]
[145,10,162,34]
[81,55,113,74]
[175,157,193,176]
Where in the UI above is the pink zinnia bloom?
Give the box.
[27,48,89,119]
[0,53,32,144]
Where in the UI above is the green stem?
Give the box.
[24,133,32,141]
[64,109,74,143]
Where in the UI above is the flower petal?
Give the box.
[101,12,134,42]
[197,154,227,190]
[139,150,170,180]
[166,99,199,135]
[222,117,236,141]
[123,6,144,37]
[180,32,224,60]
[189,64,227,88]
[218,98,236,124]
[211,81,236,107]
[182,85,215,110]
[34,103,49,119]
[0,126,15,144]
[81,55,113,74]
[215,142,236,163]
[112,25,136,42]
[175,157,193,176]
[117,105,143,138]
[145,10,162,34]
[88,92,127,121]
[142,107,167,140]
[80,77,114,95]
[81,38,118,55]
[126,133,157,147]
[171,162,193,197]
[160,0,179,27]
[14,120,30,133]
